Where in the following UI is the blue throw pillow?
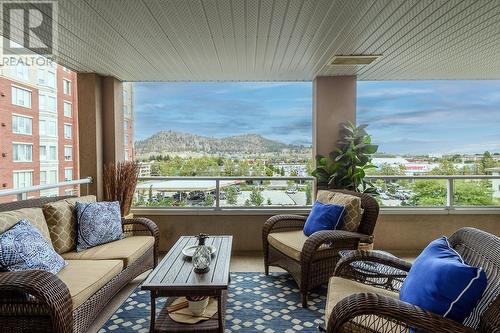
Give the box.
[0,219,67,274]
[303,201,346,236]
[76,201,123,252]
[400,236,487,325]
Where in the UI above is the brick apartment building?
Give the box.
[0,62,78,202]
[0,64,135,202]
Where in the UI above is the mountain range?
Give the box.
[134,131,307,157]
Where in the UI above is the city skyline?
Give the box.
[134,80,500,154]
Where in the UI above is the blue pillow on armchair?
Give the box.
[0,219,67,274]
[400,236,487,325]
[76,201,123,252]
[303,201,346,236]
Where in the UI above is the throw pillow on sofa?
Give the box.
[43,195,96,254]
[400,236,487,325]
[303,201,346,236]
[0,208,52,242]
[316,190,362,232]
[0,219,67,274]
[76,201,123,252]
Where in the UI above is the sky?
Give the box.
[133,80,500,154]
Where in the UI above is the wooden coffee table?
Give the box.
[142,235,233,332]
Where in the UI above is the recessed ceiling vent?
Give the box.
[330,55,381,66]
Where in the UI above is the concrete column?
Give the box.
[312,76,356,158]
[102,77,124,164]
[77,74,124,199]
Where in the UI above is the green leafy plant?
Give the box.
[312,122,378,193]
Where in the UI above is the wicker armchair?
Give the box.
[0,196,160,333]
[323,227,500,333]
[262,190,379,308]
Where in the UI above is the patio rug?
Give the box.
[99,272,327,332]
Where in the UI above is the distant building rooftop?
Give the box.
[136,180,240,192]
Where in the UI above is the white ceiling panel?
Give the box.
[4,0,499,81]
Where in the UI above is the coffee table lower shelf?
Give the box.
[153,291,227,333]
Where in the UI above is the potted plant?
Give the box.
[312,121,378,193]
[103,161,140,216]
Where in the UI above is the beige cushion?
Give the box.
[317,191,362,232]
[43,195,96,254]
[0,208,51,242]
[267,230,333,261]
[325,277,399,332]
[62,236,154,268]
[57,259,123,309]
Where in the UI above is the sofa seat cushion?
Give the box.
[62,236,154,268]
[0,208,51,242]
[43,195,96,254]
[325,277,399,332]
[57,259,123,308]
[268,230,333,262]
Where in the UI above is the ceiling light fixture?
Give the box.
[329,55,381,66]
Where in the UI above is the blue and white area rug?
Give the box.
[99,272,327,332]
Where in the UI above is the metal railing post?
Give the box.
[446,177,454,209]
[215,179,220,210]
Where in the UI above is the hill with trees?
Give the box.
[135,131,308,158]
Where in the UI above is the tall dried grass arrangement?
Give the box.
[103,161,140,216]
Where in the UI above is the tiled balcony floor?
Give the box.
[86,251,417,333]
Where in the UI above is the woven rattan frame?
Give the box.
[0,197,160,333]
[262,190,379,308]
[327,227,500,333]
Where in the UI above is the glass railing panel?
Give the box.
[453,179,499,207]
[371,177,447,208]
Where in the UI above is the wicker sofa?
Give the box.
[323,227,500,333]
[0,196,159,333]
[262,189,379,308]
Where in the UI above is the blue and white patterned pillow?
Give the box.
[0,219,67,274]
[76,201,123,252]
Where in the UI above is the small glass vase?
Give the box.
[193,234,211,273]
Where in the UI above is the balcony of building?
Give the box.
[0,1,499,333]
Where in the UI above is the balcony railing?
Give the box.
[1,175,498,213]
[365,175,500,209]
[134,176,315,211]
[133,175,500,212]
[0,177,93,201]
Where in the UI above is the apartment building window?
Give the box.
[39,119,57,137]
[124,133,129,145]
[64,145,72,161]
[64,168,73,181]
[64,101,72,117]
[64,124,72,139]
[49,170,57,184]
[13,143,33,162]
[12,65,29,81]
[12,115,32,135]
[124,149,129,161]
[11,86,31,108]
[13,171,33,188]
[123,105,129,117]
[39,94,57,113]
[38,68,56,89]
[40,171,47,185]
[123,90,128,101]
[124,119,129,129]
[63,79,71,95]
[39,145,57,161]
